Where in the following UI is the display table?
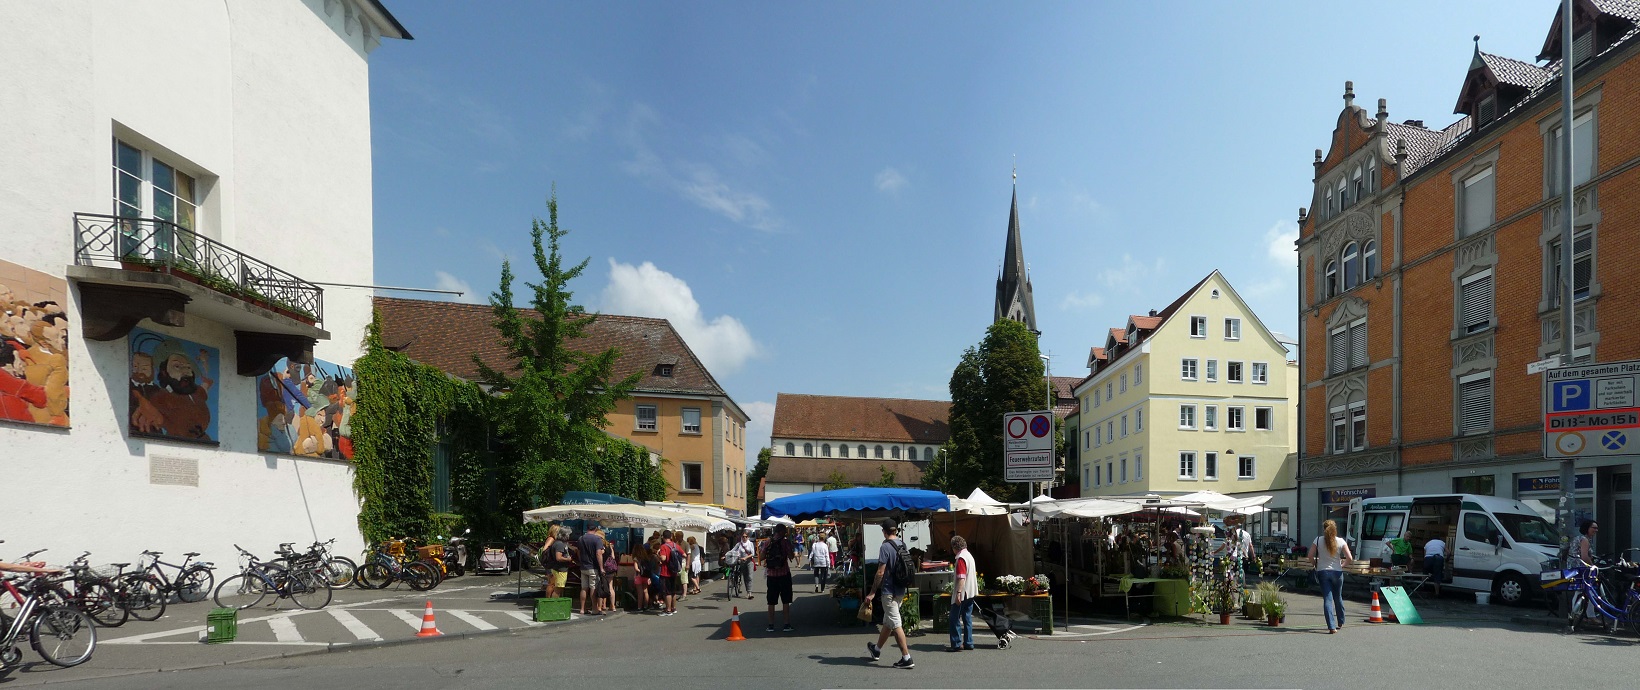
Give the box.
[931,592,1053,635]
[1111,576,1191,618]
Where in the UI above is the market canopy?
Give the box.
[707,519,738,533]
[523,504,713,531]
[760,487,951,522]
[1037,497,1145,520]
[965,488,1005,507]
[1173,490,1273,513]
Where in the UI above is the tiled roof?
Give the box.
[1480,52,1552,89]
[1597,0,1640,22]
[1107,328,1127,345]
[770,394,950,444]
[1384,118,1471,178]
[764,457,924,487]
[372,297,730,399]
[1091,274,1213,373]
[1050,376,1082,400]
[1129,315,1162,330]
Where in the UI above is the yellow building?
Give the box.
[374,297,751,513]
[1074,271,1297,533]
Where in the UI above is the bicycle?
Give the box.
[213,545,332,611]
[48,554,127,628]
[720,560,750,600]
[0,573,97,677]
[117,549,216,622]
[1560,554,1640,634]
[353,547,438,591]
[271,540,356,589]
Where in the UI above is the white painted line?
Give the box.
[329,609,384,642]
[390,609,424,631]
[267,616,303,643]
[503,611,544,626]
[102,583,498,644]
[135,641,331,646]
[447,609,497,631]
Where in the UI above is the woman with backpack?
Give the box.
[763,523,795,632]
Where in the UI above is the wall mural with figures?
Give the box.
[0,259,69,427]
[129,327,219,443]
[256,357,355,460]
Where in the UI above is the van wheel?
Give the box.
[1494,572,1531,605]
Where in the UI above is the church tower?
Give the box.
[993,184,1038,335]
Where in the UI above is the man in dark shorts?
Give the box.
[655,531,679,615]
[764,524,794,632]
[576,525,606,615]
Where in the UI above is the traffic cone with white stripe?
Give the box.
[416,600,443,637]
[726,606,746,641]
[1366,591,1385,624]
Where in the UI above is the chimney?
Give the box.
[1402,119,1425,128]
[1148,309,1158,317]
[1343,80,1355,108]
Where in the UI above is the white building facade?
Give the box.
[0,0,407,565]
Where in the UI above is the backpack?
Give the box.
[667,543,684,574]
[891,538,915,587]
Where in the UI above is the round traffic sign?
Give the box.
[1603,431,1627,451]
[1007,416,1028,439]
[1030,415,1051,438]
[1556,432,1586,456]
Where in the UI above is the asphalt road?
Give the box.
[12,570,1631,689]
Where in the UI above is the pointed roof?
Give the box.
[993,186,1038,333]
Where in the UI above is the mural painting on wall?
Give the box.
[129,327,219,444]
[0,259,70,427]
[256,357,355,460]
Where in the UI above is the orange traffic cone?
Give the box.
[416,600,443,637]
[1366,591,1385,624]
[726,606,746,641]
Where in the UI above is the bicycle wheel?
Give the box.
[406,562,438,591]
[1568,592,1592,631]
[323,557,357,589]
[356,562,393,589]
[213,574,272,611]
[287,570,333,610]
[81,581,128,628]
[175,566,215,604]
[120,574,167,622]
[30,606,96,668]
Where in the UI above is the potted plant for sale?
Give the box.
[1255,581,1284,625]
[1212,560,1236,624]
[1265,599,1286,626]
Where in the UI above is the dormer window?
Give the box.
[1573,30,1593,64]
[655,364,674,377]
[1476,94,1498,126]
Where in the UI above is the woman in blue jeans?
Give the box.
[1308,519,1355,633]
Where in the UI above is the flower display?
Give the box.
[996,574,1027,595]
[1026,574,1050,594]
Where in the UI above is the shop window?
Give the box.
[1453,475,1496,496]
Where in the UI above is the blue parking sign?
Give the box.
[1552,380,1591,412]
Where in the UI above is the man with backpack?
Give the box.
[654,531,682,615]
[763,524,795,632]
[865,518,914,669]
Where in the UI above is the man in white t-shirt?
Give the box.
[826,531,840,568]
[1423,537,1447,592]
[809,537,832,592]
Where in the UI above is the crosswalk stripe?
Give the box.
[390,609,424,631]
[503,610,544,626]
[447,609,497,631]
[330,609,384,642]
[267,616,303,642]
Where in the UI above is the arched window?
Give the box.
[1352,165,1365,202]
[803,443,813,457]
[1363,240,1378,281]
[1325,261,1339,298]
[1323,188,1333,219]
[1342,243,1360,291]
[1337,178,1349,210]
[785,442,794,456]
[891,446,901,460]
[839,444,849,458]
[923,447,934,461]
[874,445,884,459]
[822,443,831,457]
[1366,156,1378,193]
[858,444,867,458]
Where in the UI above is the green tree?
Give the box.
[870,465,898,487]
[473,194,643,516]
[822,470,851,491]
[746,447,771,515]
[933,320,1045,501]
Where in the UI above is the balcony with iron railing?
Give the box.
[69,213,326,372]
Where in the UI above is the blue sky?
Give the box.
[369,1,1554,470]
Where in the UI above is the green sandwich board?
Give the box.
[1378,586,1422,625]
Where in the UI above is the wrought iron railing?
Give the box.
[73,213,323,324]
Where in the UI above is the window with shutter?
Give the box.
[1572,30,1593,64]
[1550,114,1595,194]
[1477,95,1497,126]
[1459,373,1493,435]
[1329,328,1347,375]
[1460,272,1493,334]
[1550,230,1594,306]
[1461,168,1494,237]
[1349,320,1367,369]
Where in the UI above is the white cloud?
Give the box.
[598,259,761,375]
[432,271,483,304]
[874,167,908,194]
[1060,290,1104,310]
[1264,220,1299,265]
[742,400,776,469]
[1098,254,1166,292]
[616,104,783,233]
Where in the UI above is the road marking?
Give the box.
[267,616,303,642]
[447,609,498,631]
[102,583,497,645]
[390,609,424,631]
[503,611,544,626]
[329,609,384,642]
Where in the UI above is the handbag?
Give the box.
[857,595,875,622]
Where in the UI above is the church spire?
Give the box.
[994,181,1038,335]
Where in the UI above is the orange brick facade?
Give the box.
[1294,7,1640,552]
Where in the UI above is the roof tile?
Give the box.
[771,394,950,444]
[764,456,924,486]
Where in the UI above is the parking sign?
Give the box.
[1544,360,1640,459]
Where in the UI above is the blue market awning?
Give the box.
[760,487,952,522]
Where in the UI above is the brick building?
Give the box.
[1296,1,1640,556]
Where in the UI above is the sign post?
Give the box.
[1544,359,1640,571]
[1003,410,1055,483]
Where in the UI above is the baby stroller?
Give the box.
[476,543,510,575]
[975,605,1018,649]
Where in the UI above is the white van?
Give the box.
[1346,494,1560,605]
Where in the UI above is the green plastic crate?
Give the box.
[205,608,237,644]
[534,597,572,622]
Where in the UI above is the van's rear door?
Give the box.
[1346,498,1363,552]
